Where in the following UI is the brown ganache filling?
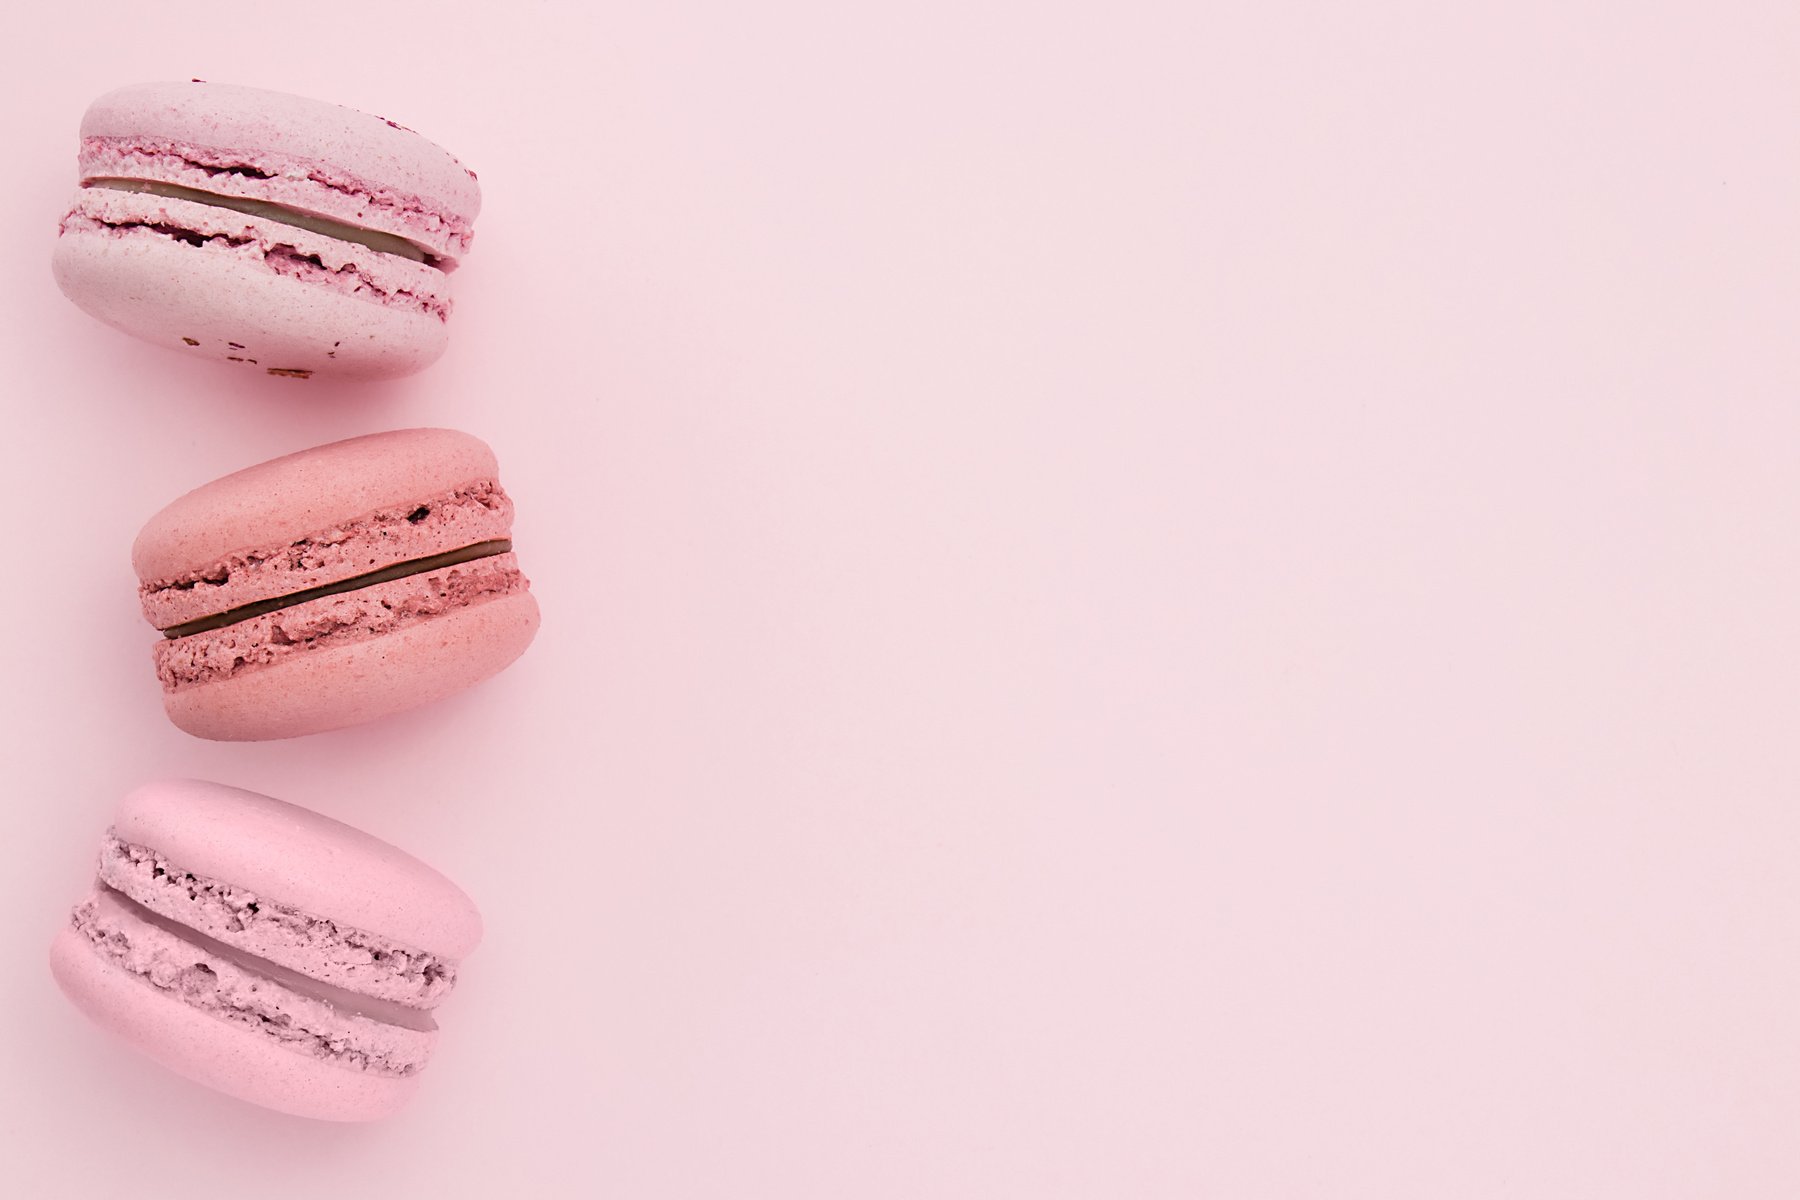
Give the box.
[154,555,526,690]
[161,539,512,638]
[80,135,475,258]
[84,178,440,265]
[140,482,511,614]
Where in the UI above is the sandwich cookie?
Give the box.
[51,780,483,1121]
[53,81,480,380]
[135,428,539,740]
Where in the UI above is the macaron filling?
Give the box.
[71,888,437,1076]
[84,178,436,264]
[99,834,456,1007]
[140,474,527,691]
[160,540,512,638]
[79,134,473,262]
[140,480,515,630]
[154,553,528,690]
[60,188,451,321]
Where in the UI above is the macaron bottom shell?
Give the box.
[163,590,540,741]
[52,226,447,381]
[50,926,419,1122]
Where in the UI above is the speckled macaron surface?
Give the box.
[52,81,481,380]
[134,428,540,740]
[50,780,483,1122]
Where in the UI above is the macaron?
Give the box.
[51,780,482,1121]
[52,81,480,380]
[135,428,539,740]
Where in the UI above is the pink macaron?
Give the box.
[135,428,540,740]
[51,780,482,1121]
[52,81,480,380]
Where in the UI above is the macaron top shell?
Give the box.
[113,780,482,960]
[80,81,480,264]
[132,428,500,583]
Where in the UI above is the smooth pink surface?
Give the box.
[5,1,1800,1196]
[113,780,481,960]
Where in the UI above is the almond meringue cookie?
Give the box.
[134,428,540,741]
[52,80,481,380]
[50,780,484,1121]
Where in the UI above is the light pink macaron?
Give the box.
[135,428,540,740]
[51,780,483,1121]
[52,81,480,380]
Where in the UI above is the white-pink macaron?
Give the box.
[52,80,481,380]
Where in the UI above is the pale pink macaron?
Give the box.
[51,780,483,1121]
[135,428,540,740]
[52,81,480,380]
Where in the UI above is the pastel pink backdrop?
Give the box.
[2,2,1796,1196]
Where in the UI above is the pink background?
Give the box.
[2,2,1796,1195]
